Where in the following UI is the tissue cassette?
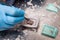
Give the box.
[46,4,58,13]
[42,24,58,38]
[22,17,39,28]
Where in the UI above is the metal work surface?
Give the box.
[0,0,60,40]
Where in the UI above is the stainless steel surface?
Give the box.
[0,0,60,40]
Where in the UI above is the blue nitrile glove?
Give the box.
[0,4,25,31]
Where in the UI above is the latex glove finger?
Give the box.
[3,16,24,25]
[5,8,25,17]
[0,10,14,31]
[0,4,25,17]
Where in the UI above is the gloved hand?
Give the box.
[0,4,25,31]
